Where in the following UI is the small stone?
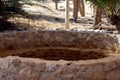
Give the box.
[35,62,46,72]
[47,64,60,72]
[61,74,75,80]
[106,68,120,80]
[104,61,116,71]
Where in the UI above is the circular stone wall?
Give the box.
[0,30,119,58]
[1,56,120,80]
[0,30,120,80]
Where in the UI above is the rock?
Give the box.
[0,56,119,80]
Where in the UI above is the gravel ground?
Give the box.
[5,0,116,31]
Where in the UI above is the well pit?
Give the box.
[0,30,120,80]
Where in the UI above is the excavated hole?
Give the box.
[11,48,107,61]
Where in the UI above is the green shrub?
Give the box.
[2,0,24,13]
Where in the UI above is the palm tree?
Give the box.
[4,0,23,13]
[86,0,120,30]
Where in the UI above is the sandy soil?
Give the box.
[5,1,97,30]
[6,0,116,31]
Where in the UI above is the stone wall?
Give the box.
[0,30,120,80]
[0,30,119,57]
[0,56,120,80]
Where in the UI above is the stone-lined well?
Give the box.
[0,30,120,80]
[1,56,120,80]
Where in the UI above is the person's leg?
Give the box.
[73,0,78,22]
[78,0,85,17]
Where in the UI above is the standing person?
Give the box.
[78,0,85,17]
[73,0,85,22]
[73,0,79,22]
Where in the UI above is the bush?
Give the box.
[2,0,24,13]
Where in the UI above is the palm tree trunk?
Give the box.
[94,8,102,27]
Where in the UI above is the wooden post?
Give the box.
[65,0,69,29]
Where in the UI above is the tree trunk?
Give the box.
[94,8,102,28]
[78,0,85,17]
[55,2,58,10]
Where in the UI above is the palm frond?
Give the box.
[86,0,120,16]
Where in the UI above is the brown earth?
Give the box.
[12,48,107,61]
